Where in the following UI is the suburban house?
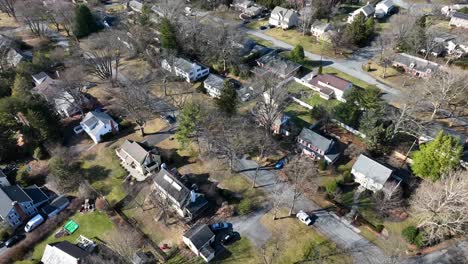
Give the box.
[347,3,375,23]
[182,224,216,262]
[80,111,119,144]
[41,241,89,264]
[32,74,88,118]
[116,139,161,181]
[375,0,395,18]
[233,0,264,17]
[352,154,402,193]
[0,169,10,186]
[128,0,143,13]
[269,6,299,29]
[310,21,334,41]
[446,37,468,58]
[162,57,210,82]
[153,168,208,220]
[392,53,440,78]
[255,51,301,79]
[133,251,156,264]
[42,195,70,218]
[297,128,341,164]
[237,38,271,58]
[0,34,28,67]
[203,73,225,98]
[449,12,468,28]
[0,184,49,228]
[271,114,293,136]
[299,73,352,102]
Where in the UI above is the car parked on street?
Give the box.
[5,234,26,247]
[25,214,45,232]
[210,222,232,231]
[296,210,313,225]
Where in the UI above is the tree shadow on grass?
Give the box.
[83,165,112,184]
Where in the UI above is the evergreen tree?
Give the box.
[12,74,31,97]
[411,132,463,181]
[359,111,390,153]
[73,5,98,38]
[216,80,238,116]
[318,64,323,74]
[160,17,178,50]
[333,102,360,128]
[290,44,305,63]
[48,156,81,192]
[346,13,374,47]
[175,102,201,148]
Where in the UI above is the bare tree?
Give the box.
[372,183,404,219]
[150,190,172,226]
[107,226,144,261]
[420,27,443,60]
[386,89,426,139]
[203,24,243,72]
[418,70,468,120]
[43,0,75,37]
[84,30,130,84]
[410,169,468,246]
[271,183,286,220]
[386,13,418,51]
[53,65,90,116]
[0,0,16,20]
[261,239,279,264]
[16,0,49,37]
[284,155,319,216]
[299,4,315,36]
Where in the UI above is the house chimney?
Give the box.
[12,201,29,221]
[190,190,196,203]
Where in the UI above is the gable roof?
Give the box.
[81,111,115,130]
[204,74,225,90]
[42,195,69,215]
[0,185,32,218]
[452,11,468,20]
[298,128,334,152]
[183,224,215,250]
[173,57,203,73]
[377,0,394,9]
[352,4,375,17]
[311,21,332,32]
[41,241,89,264]
[393,53,440,73]
[352,154,393,186]
[23,185,49,205]
[271,6,296,20]
[118,140,151,165]
[308,74,352,92]
[256,51,301,77]
[32,72,50,85]
[153,168,190,205]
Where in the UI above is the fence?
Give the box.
[331,119,367,139]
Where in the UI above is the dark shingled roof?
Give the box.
[24,185,48,205]
[50,241,89,259]
[1,185,31,203]
[153,168,190,205]
[453,11,468,20]
[183,224,215,250]
[299,128,334,152]
[42,195,69,215]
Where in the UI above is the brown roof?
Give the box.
[308,74,351,91]
[33,77,62,99]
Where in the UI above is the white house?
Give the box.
[347,3,375,23]
[375,0,395,18]
[269,6,299,29]
[351,154,400,193]
[116,140,161,181]
[298,73,352,102]
[80,111,119,144]
[41,241,89,264]
[182,224,215,262]
[449,12,468,28]
[128,0,143,13]
[441,4,468,17]
[310,21,334,41]
[203,74,225,98]
[162,57,209,82]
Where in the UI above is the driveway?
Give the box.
[233,157,468,264]
[143,124,177,146]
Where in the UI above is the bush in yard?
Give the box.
[15,165,30,186]
[341,171,354,183]
[375,224,384,233]
[237,198,253,215]
[414,231,426,248]
[402,226,418,244]
[317,159,327,170]
[100,132,114,142]
[0,225,12,240]
[325,179,338,195]
[33,146,47,160]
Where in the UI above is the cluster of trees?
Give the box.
[345,13,375,47]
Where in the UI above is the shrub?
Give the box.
[402,226,418,244]
[237,198,252,215]
[33,146,47,160]
[375,224,384,233]
[341,171,353,183]
[0,226,12,240]
[195,83,206,94]
[119,120,133,130]
[414,231,425,248]
[100,132,114,142]
[15,166,30,186]
[317,159,327,170]
[325,180,338,195]
[230,66,240,76]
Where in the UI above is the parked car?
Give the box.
[160,114,176,124]
[260,26,267,30]
[73,125,84,134]
[274,158,287,169]
[221,231,239,245]
[210,222,232,231]
[296,210,313,225]
[25,214,45,232]
[5,234,25,247]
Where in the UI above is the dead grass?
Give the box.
[144,118,167,134]
[0,12,19,29]
[366,62,417,91]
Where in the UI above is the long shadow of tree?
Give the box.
[82,165,113,195]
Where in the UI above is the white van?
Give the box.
[24,214,45,232]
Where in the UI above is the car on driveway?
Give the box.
[73,125,84,134]
[210,222,232,231]
[221,231,239,245]
[5,234,26,247]
[260,26,267,30]
[296,210,313,225]
[274,158,288,169]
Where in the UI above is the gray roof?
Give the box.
[0,185,32,217]
[174,58,199,73]
[153,168,190,205]
[24,185,48,205]
[352,155,393,186]
[256,51,301,77]
[271,6,296,20]
[377,0,394,9]
[393,53,440,73]
[453,11,468,20]
[299,128,334,152]
[311,21,332,32]
[183,224,215,250]
[204,74,225,90]
[81,111,115,130]
[43,241,89,263]
[42,195,69,215]
[119,140,151,165]
[360,4,376,16]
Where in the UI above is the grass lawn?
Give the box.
[246,19,268,30]
[264,28,338,58]
[366,61,417,91]
[246,34,274,47]
[18,211,114,263]
[284,103,316,129]
[81,146,127,205]
[304,94,341,112]
[260,210,351,264]
[214,237,259,264]
[322,67,377,90]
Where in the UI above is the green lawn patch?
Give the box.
[246,34,274,47]
[246,19,268,30]
[81,147,127,205]
[304,94,341,112]
[24,211,114,263]
[214,237,259,264]
[284,103,316,129]
[323,67,376,90]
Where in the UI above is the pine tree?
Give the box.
[411,132,463,181]
[318,65,323,74]
[73,5,98,38]
[175,102,201,148]
[346,13,373,47]
[216,80,238,116]
[290,44,305,63]
[160,18,178,50]
[12,74,31,97]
